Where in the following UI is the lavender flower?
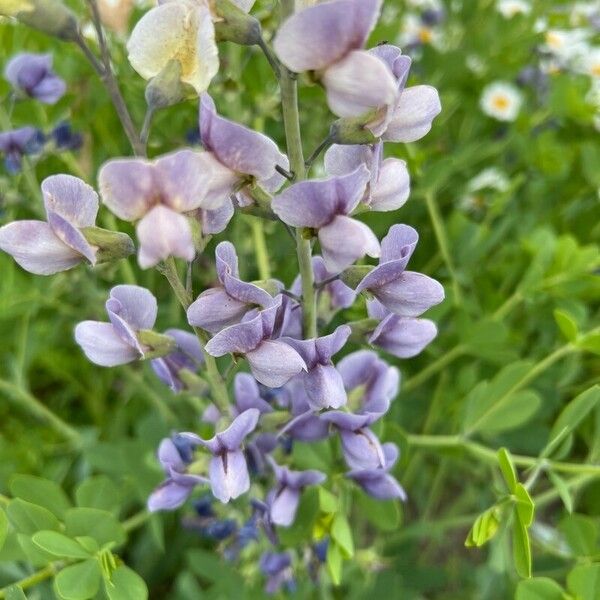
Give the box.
[367,299,437,358]
[259,551,295,594]
[266,458,325,526]
[324,141,410,211]
[273,0,398,122]
[272,166,380,272]
[98,149,218,268]
[347,442,406,500]
[0,126,44,173]
[151,328,205,391]
[51,121,83,151]
[0,174,99,274]
[147,436,208,512]
[75,285,158,367]
[282,325,351,409]
[199,93,289,205]
[204,299,307,388]
[187,241,276,333]
[4,52,66,104]
[187,408,260,503]
[356,224,444,316]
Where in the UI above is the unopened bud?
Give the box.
[213,0,262,45]
[81,226,135,264]
[145,60,194,111]
[2,0,79,41]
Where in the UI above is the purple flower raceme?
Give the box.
[150,328,205,391]
[281,325,351,409]
[272,165,379,272]
[367,298,438,359]
[98,149,218,268]
[266,458,325,526]
[75,285,160,367]
[0,174,99,274]
[184,408,261,503]
[187,241,276,333]
[273,0,399,123]
[324,141,410,212]
[355,224,444,316]
[147,436,209,512]
[259,551,295,595]
[204,297,307,388]
[4,52,66,104]
[0,126,44,173]
[347,442,407,501]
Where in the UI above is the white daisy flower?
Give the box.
[575,47,600,79]
[496,0,531,19]
[480,81,523,122]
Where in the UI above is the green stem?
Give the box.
[249,218,271,280]
[492,289,523,321]
[158,258,230,414]
[424,190,462,305]
[402,345,467,394]
[0,380,82,446]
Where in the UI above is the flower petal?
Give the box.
[107,284,158,331]
[217,408,260,451]
[209,449,250,503]
[303,363,347,409]
[0,220,81,275]
[74,321,139,366]
[369,315,438,358]
[246,340,307,388]
[41,174,99,227]
[339,427,385,469]
[270,487,300,526]
[370,158,410,212]
[147,480,194,511]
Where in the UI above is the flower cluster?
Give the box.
[0,0,443,590]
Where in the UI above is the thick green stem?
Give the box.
[0,380,82,446]
[158,258,230,414]
[249,218,271,280]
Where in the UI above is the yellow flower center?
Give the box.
[419,27,433,44]
[545,32,563,49]
[492,95,510,111]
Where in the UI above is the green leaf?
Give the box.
[558,514,598,557]
[0,509,8,551]
[64,508,126,547]
[567,564,600,600]
[330,514,354,558]
[326,541,343,586]
[354,491,401,532]
[75,476,122,513]
[476,390,542,436]
[17,533,57,566]
[4,586,28,600]
[514,484,535,528]
[465,506,501,547]
[54,559,102,600]
[497,448,518,492]
[6,499,61,535]
[318,488,338,514]
[515,577,565,600]
[32,531,92,559]
[547,472,573,514]
[512,518,532,578]
[553,309,579,342]
[550,385,600,443]
[9,475,71,519]
[578,332,600,355]
[105,566,148,600]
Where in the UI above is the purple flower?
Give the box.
[272,166,380,272]
[199,94,289,205]
[151,328,205,391]
[75,285,158,366]
[282,325,351,409]
[0,174,99,275]
[369,44,442,142]
[0,126,44,173]
[356,224,444,316]
[187,409,260,503]
[147,436,208,512]
[187,241,276,333]
[234,372,274,415]
[98,149,217,268]
[266,458,325,526]
[273,0,398,121]
[204,298,307,388]
[259,551,295,595]
[51,121,83,151]
[4,53,66,104]
[367,299,437,358]
[347,442,407,500]
[324,142,410,212]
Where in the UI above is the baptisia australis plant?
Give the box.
[0,0,444,591]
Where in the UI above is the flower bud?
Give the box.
[213,0,262,46]
[145,60,195,111]
[137,330,177,359]
[80,226,135,264]
[2,0,79,41]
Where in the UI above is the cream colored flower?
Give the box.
[480,81,523,122]
[127,0,253,95]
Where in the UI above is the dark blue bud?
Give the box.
[185,128,201,146]
[203,519,237,540]
[172,433,196,464]
[193,495,215,518]
[314,538,329,563]
[52,121,83,150]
